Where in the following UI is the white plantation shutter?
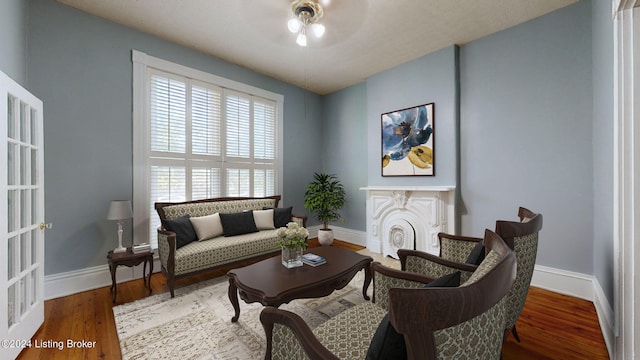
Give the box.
[226,168,251,197]
[192,166,221,199]
[225,91,251,159]
[135,55,282,247]
[150,75,186,153]
[191,84,221,156]
[253,169,276,197]
[148,165,186,245]
[254,99,276,160]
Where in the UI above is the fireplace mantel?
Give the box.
[360,186,456,257]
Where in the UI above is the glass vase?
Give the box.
[281,246,303,268]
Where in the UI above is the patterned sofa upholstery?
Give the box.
[155,196,306,297]
[260,229,517,360]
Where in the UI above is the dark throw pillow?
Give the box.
[264,206,293,228]
[424,271,461,288]
[219,211,259,237]
[465,242,486,265]
[366,271,461,360]
[365,314,407,360]
[161,214,197,249]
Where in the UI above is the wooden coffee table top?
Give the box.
[227,246,373,322]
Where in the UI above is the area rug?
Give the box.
[113,251,398,360]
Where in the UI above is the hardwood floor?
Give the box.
[17,239,609,359]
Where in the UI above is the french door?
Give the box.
[0,71,45,360]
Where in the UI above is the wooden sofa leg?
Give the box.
[168,273,175,298]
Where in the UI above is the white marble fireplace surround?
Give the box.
[360,186,456,258]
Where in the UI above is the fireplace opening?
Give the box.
[383,218,416,259]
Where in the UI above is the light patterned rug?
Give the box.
[113,250,399,360]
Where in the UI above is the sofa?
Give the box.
[155,195,307,297]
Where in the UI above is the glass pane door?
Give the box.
[1,71,44,360]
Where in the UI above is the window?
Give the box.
[133,51,283,247]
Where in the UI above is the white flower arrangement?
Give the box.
[276,222,309,249]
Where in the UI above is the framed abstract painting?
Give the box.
[381,102,434,176]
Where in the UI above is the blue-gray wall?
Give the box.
[26,0,322,275]
[323,83,368,231]
[459,2,593,274]
[0,0,28,85]
[592,0,615,306]
[366,46,459,189]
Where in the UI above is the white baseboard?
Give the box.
[530,264,614,359]
[593,277,615,360]
[307,225,367,247]
[44,258,162,300]
[530,264,594,301]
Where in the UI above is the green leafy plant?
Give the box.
[276,222,309,249]
[304,172,346,230]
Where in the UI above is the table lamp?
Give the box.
[107,200,133,253]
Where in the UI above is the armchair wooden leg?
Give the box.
[511,325,521,342]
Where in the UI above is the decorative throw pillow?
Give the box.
[424,271,461,288]
[465,242,486,265]
[253,209,275,230]
[219,211,259,237]
[366,271,461,360]
[189,213,224,241]
[365,313,407,360]
[161,215,197,249]
[264,206,293,228]
[274,206,293,228]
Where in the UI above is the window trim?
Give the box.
[132,50,284,246]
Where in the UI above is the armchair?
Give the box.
[260,229,516,360]
[495,207,543,342]
[399,207,543,343]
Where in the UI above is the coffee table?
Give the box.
[227,246,372,322]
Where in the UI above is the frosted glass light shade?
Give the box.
[296,33,307,47]
[311,23,325,38]
[288,18,301,33]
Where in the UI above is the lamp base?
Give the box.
[113,246,127,254]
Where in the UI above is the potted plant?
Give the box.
[304,172,346,246]
[276,222,309,268]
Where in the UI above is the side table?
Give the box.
[107,248,154,303]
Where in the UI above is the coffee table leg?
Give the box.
[362,264,372,301]
[228,278,240,322]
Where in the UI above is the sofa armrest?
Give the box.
[397,249,477,284]
[157,227,176,273]
[291,214,307,228]
[260,307,339,360]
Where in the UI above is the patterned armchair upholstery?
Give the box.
[399,207,543,343]
[155,196,307,297]
[260,230,516,360]
[495,207,543,342]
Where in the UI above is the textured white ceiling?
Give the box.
[57,0,577,94]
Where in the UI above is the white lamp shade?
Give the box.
[288,18,301,33]
[311,23,325,38]
[107,200,132,220]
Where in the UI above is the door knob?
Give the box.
[39,222,52,230]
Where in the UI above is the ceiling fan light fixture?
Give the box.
[288,0,325,46]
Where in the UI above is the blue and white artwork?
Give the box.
[381,103,434,176]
